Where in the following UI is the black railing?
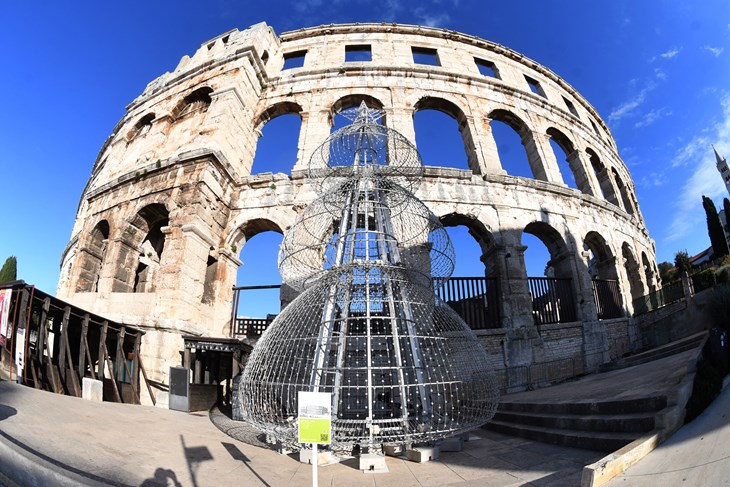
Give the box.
[632,280,684,315]
[592,279,624,319]
[527,277,576,325]
[435,277,500,329]
[233,317,274,337]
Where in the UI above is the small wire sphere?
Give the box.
[237,265,499,450]
[278,176,455,291]
[308,104,424,192]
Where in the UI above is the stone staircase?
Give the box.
[485,332,708,452]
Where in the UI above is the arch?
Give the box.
[112,203,170,293]
[584,231,623,318]
[126,113,155,141]
[231,218,285,251]
[546,127,590,192]
[586,148,620,205]
[523,221,577,324]
[641,251,657,292]
[172,87,213,121]
[414,96,478,173]
[439,213,496,274]
[622,242,645,303]
[75,220,110,292]
[488,109,543,181]
[254,101,303,129]
[612,168,635,215]
[251,102,304,175]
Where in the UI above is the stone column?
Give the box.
[522,132,562,184]
[386,107,417,147]
[566,150,596,196]
[294,110,330,172]
[473,116,506,176]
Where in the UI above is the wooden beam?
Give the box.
[78,314,89,379]
[97,321,107,380]
[37,298,50,362]
[104,355,121,403]
[58,306,69,384]
[138,356,156,406]
[116,328,139,404]
[62,306,81,397]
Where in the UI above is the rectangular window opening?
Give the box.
[412,46,440,66]
[346,45,372,62]
[475,58,499,78]
[283,50,307,70]
[524,75,547,98]
[590,120,602,138]
[563,96,580,117]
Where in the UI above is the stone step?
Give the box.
[485,419,637,452]
[498,395,667,416]
[601,332,706,372]
[493,409,656,433]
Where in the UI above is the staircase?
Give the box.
[485,332,708,452]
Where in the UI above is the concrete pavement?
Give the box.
[604,376,730,487]
[0,380,601,487]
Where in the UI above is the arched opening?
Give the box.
[586,148,619,204]
[584,231,623,319]
[233,219,285,321]
[488,109,539,180]
[132,204,169,293]
[440,213,500,329]
[414,97,478,173]
[622,243,645,304]
[172,87,213,121]
[641,252,657,293]
[612,168,636,215]
[75,220,110,292]
[523,222,577,324]
[546,127,582,191]
[250,102,303,175]
[126,113,155,142]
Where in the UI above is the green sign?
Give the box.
[298,391,332,445]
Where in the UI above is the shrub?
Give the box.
[707,284,730,330]
[685,358,723,423]
[0,256,17,283]
[715,265,730,285]
[691,268,717,293]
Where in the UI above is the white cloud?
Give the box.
[608,83,656,123]
[634,107,672,128]
[638,172,668,188]
[659,48,680,59]
[654,68,667,80]
[413,6,451,27]
[703,46,724,57]
[665,94,730,243]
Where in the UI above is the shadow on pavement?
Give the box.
[222,442,272,487]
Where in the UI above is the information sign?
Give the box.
[298,391,332,445]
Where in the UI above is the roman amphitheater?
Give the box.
[57,22,658,403]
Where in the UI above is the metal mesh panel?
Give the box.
[238,103,498,450]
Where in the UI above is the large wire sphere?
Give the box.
[278,177,455,291]
[237,265,499,450]
[308,106,424,192]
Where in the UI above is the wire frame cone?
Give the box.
[237,102,498,451]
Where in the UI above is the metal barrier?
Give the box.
[592,279,624,319]
[632,280,684,315]
[233,317,272,337]
[435,277,500,329]
[527,277,576,324]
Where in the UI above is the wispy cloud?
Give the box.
[608,83,656,123]
[634,107,672,128]
[638,172,668,188]
[414,10,451,27]
[660,48,680,59]
[665,93,730,243]
[703,46,724,57]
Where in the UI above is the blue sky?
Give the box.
[2,1,730,308]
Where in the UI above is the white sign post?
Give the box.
[298,391,332,487]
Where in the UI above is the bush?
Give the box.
[715,265,730,285]
[692,268,717,293]
[685,358,723,423]
[707,284,730,330]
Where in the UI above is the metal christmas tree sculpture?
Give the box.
[238,103,498,451]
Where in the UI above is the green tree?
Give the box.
[658,261,676,284]
[675,250,691,274]
[703,195,729,259]
[0,256,17,283]
[724,197,730,237]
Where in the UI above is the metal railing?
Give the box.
[592,279,624,319]
[233,317,274,337]
[527,277,576,324]
[435,277,500,329]
[632,280,685,315]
